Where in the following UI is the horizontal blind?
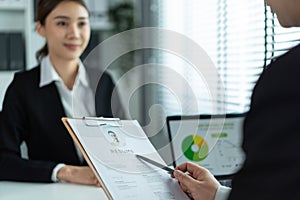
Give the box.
[155,0,219,115]
[152,0,265,116]
[217,0,265,113]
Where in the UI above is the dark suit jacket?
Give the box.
[229,44,300,199]
[0,66,124,182]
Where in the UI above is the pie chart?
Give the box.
[182,135,209,161]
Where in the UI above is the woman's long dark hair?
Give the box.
[36,0,90,62]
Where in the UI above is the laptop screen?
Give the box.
[167,114,245,177]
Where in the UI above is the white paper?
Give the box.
[67,119,189,200]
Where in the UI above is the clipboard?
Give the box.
[62,117,189,200]
[62,117,114,200]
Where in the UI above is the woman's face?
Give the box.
[266,0,300,27]
[38,1,90,62]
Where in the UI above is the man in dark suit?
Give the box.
[172,1,300,199]
[228,43,300,200]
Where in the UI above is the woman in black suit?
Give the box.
[0,0,124,185]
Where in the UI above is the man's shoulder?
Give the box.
[274,43,300,65]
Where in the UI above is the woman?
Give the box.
[172,0,300,200]
[0,0,124,185]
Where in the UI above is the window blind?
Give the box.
[151,0,265,116]
[140,0,300,132]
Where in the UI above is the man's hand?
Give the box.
[172,162,220,200]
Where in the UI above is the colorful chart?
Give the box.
[182,135,209,161]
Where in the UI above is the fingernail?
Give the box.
[174,170,181,177]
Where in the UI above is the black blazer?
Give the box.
[0,66,124,182]
[229,44,300,199]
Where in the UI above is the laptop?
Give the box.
[166,113,245,187]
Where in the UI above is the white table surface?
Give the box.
[0,181,108,200]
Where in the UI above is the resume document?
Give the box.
[65,118,189,200]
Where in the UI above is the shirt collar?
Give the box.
[77,59,89,88]
[39,55,89,88]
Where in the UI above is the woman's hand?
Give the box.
[57,165,101,187]
[172,162,220,200]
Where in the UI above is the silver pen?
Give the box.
[136,154,174,174]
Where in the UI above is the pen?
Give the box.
[136,154,174,174]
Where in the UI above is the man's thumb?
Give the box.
[174,170,195,185]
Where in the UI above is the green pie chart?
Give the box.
[182,135,209,161]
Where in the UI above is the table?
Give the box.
[0,181,108,200]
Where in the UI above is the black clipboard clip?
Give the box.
[82,117,122,127]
